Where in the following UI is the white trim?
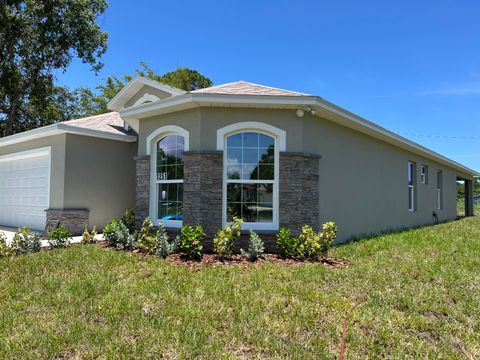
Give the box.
[133,93,161,107]
[219,124,281,231]
[146,125,190,155]
[118,92,478,176]
[0,123,136,148]
[107,76,186,111]
[148,126,190,228]
[216,121,286,151]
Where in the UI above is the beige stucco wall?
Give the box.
[137,107,472,242]
[0,134,66,209]
[63,134,136,228]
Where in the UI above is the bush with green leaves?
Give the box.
[213,217,242,260]
[103,219,136,250]
[82,225,97,244]
[121,208,136,233]
[0,232,13,257]
[180,225,205,260]
[11,227,41,255]
[241,230,264,261]
[136,217,158,254]
[297,222,338,260]
[47,225,72,248]
[276,228,300,259]
[155,228,180,259]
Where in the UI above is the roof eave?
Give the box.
[119,93,479,177]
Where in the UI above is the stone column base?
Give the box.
[45,209,90,235]
[134,155,151,229]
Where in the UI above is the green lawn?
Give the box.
[1,218,480,359]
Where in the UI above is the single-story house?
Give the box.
[0,76,477,245]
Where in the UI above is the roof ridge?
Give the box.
[62,111,118,124]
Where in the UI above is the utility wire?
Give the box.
[396,132,480,140]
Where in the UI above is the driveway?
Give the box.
[0,226,102,247]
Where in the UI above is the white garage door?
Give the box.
[0,147,51,230]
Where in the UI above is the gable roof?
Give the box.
[108,76,186,111]
[0,112,136,147]
[191,81,309,96]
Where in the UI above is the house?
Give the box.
[0,76,477,245]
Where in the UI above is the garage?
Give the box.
[0,147,50,230]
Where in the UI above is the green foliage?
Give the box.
[0,0,108,136]
[82,225,97,244]
[213,218,243,260]
[276,228,299,259]
[103,219,135,250]
[155,229,180,259]
[121,208,136,233]
[241,231,265,261]
[0,233,13,257]
[11,227,41,255]
[136,217,158,254]
[277,222,338,260]
[180,225,205,260]
[47,225,72,248]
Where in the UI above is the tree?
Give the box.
[77,62,213,115]
[0,0,108,136]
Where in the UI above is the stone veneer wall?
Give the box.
[134,155,150,229]
[45,209,89,235]
[183,151,223,251]
[279,152,321,234]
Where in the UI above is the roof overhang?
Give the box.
[119,93,479,177]
[0,123,137,148]
[107,76,187,111]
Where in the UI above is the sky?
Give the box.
[57,0,480,172]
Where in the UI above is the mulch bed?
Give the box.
[97,241,350,268]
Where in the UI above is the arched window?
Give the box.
[224,130,279,230]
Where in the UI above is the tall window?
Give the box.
[156,135,184,225]
[420,165,428,184]
[408,161,416,212]
[225,131,276,229]
[436,170,443,210]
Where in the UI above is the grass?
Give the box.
[1,218,480,359]
[457,199,480,215]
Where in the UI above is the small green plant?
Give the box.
[180,225,205,260]
[136,217,158,254]
[121,208,136,233]
[103,219,135,250]
[11,227,41,255]
[82,225,97,244]
[0,232,13,257]
[298,222,338,260]
[155,226,180,258]
[241,230,265,261]
[47,225,72,248]
[276,228,299,259]
[213,217,243,260]
[320,221,338,255]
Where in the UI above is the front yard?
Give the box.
[1,217,479,358]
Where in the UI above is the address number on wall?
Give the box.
[157,172,168,181]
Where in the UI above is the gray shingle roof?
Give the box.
[61,112,130,136]
[191,81,309,96]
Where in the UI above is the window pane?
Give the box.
[157,135,185,181]
[243,203,257,222]
[227,202,242,222]
[242,184,257,203]
[258,184,273,203]
[227,148,242,164]
[227,133,242,147]
[259,146,274,164]
[227,165,241,179]
[259,134,274,148]
[243,164,257,180]
[258,203,273,222]
[158,183,183,220]
[227,184,241,202]
[243,132,259,147]
[259,165,274,180]
[243,148,259,164]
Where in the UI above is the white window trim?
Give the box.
[218,122,286,231]
[420,165,427,184]
[148,125,189,228]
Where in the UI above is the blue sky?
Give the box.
[57,0,480,172]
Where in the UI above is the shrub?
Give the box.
[11,227,41,255]
[121,208,136,233]
[241,230,264,261]
[213,217,242,260]
[47,225,72,248]
[180,225,205,260]
[136,218,158,254]
[298,222,338,259]
[82,225,97,244]
[276,228,299,259]
[155,226,180,258]
[0,233,13,257]
[103,219,135,250]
